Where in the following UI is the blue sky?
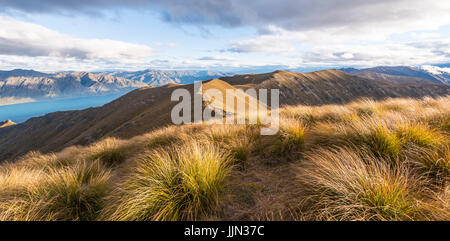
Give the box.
[0,0,450,72]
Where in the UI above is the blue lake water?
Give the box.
[0,93,126,123]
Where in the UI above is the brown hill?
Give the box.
[220,70,449,106]
[0,70,449,161]
[352,71,436,84]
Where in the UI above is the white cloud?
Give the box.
[1,1,450,70]
[0,16,154,60]
[224,22,450,67]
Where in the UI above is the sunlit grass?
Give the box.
[102,141,232,221]
[0,160,110,221]
[88,138,127,165]
[0,95,449,221]
[299,147,428,220]
[397,122,447,148]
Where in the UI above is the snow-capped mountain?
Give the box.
[419,65,450,85]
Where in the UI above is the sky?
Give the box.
[0,0,450,72]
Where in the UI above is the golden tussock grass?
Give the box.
[101,141,232,221]
[0,159,110,221]
[0,95,448,220]
[298,147,431,220]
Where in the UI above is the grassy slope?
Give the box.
[0,96,448,220]
[2,70,449,162]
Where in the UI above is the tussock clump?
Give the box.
[229,137,252,165]
[277,118,306,153]
[419,186,450,220]
[203,124,256,164]
[0,160,110,221]
[39,160,111,220]
[312,118,403,157]
[102,141,232,221]
[205,124,249,143]
[138,126,188,149]
[351,99,384,117]
[14,152,74,171]
[299,147,429,220]
[88,138,128,165]
[405,145,450,178]
[429,115,450,132]
[397,122,447,148]
[370,124,402,157]
[280,105,354,124]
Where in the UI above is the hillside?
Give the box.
[220,70,449,105]
[0,70,449,161]
[341,66,450,85]
[0,96,448,220]
[350,71,436,84]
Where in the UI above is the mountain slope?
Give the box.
[340,66,450,85]
[350,71,436,84]
[0,96,448,221]
[220,70,449,106]
[0,69,449,161]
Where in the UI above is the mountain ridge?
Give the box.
[106,69,232,87]
[340,65,450,85]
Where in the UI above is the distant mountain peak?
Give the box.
[340,65,449,85]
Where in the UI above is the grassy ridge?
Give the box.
[0,96,448,220]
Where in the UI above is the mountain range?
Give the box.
[105,69,231,86]
[0,69,448,161]
[0,70,146,105]
[340,65,450,85]
[1,66,449,106]
[0,69,230,105]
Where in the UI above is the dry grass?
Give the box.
[101,141,232,221]
[298,147,429,220]
[0,160,110,220]
[0,95,448,220]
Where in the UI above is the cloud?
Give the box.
[1,1,450,69]
[409,40,450,58]
[0,16,153,60]
[0,0,150,15]
[2,1,450,33]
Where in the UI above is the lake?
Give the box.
[0,93,126,123]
